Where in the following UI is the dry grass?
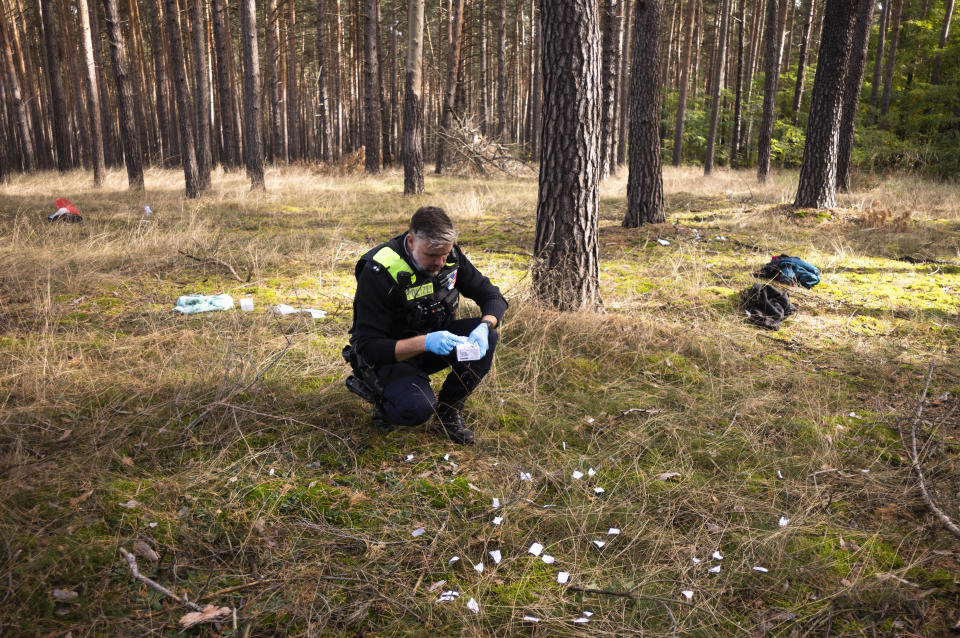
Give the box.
[1,165,959,636]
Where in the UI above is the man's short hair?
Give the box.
[409,206,457,246]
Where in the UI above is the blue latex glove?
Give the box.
[425,331,468,356]
[468,323,490,358]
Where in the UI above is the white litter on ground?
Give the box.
[777,469,784,479]
[489,550,502,564]
[474,562,484,573]
[593,487,605,494]
[269,304,326,318]
[467,598,479,613]
[268,468,275,476]
[491,516,503,525]
[542,554,555,564]
[437,590,460,602]
[523,615,540,623]
[681,590,694,599]
[709,565,721,573]
[562,441,567,451]
[572,470,584,479]
[492,497,500,508]
[239,298,254,311]
[587,468,596,476]
[411,527,425,537]
[592,540,606,549]
[712,551,723,560]
[557,571,570,584]
[573,617,590,623]
[405,454,415,462]
[583,611,594,617]
[657,238,671,246]
[449,556,460,565]
[692,557,702,564]
[528,542,544,556]
[520,472,532,481]
[753,566,769,573]
[443,453,450,461]
[428,580,447,592]
[608,528,620,535]
[779,516,791,527]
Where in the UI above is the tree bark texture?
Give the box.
[672,0,697,165]
[147,0,174,167]
[479,0,489,134]
[286,0,299,161]
[757,0,781,182]
[104,0,144,189]
[533,0,601,312]
[163,0,199,197]
[240,0,264,188]
[931,0,955,83]
[836,0,874,192]
[794,0,858,208]
[625,0,665,227]
[730,0,745,165]
[191,0,212,189]
[617,0,633,166]
[363,0,381,172]
[600,0,622,178]
[704,0,730,174]
[496,0,507,138]
[265,0,282,161]
[38,0,71,171]
[870,0,889,109]
[791,0,816,123]
[316,0,332,161]
[435,0,464,173]
[403,0,425,194]
[879,0,903,119]
[0,12,36,170]
[212,0,242,169]
[79,0,106,186]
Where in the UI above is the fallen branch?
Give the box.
[178,250,246,282]
[118,547,203,612]
[902,362,960,541]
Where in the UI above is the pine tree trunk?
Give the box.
[730,0,745,166]
[316,0,332,161]
[791,0,816,123]
[756,0,780,182]
[147,0,172,167]
[104,0,144,189]
[616,0,632,165]
[377,2,392,166]
[879,0,903,120]
[664,0,677,86]
[496,0,507,138]
[870,0,889,109]
[163,0,199,197]
[533,0,601,312]
[625,0,665,226]
[794,0,858,208]
[532,1,543,158]
[212,0,241,169]
[930,0,954,83]
[479,0,489,135]
[240,0,264,188]
[286,0,299,161]
[79,0,106,185]
[265,0,282,162]
[363,0,381,172]
[835,0,873,192]
[705,0,730,174]
[191,0,211,188]
[403,0,425,194]
[599,0,622,178]
[672,0,697,165]
[435,0,464,173]
[0,14,36,170]
[38,0,71,171]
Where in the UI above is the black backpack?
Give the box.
[740,284,796,330]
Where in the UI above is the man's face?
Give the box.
[406,234,453,277]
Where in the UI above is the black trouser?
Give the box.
[375,318,499,427]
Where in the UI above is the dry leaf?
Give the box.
[69,490,93,507]
[121,456,133,467]
[253,518,266,535]
[118,499,140,509]
[178,604,232,629]
[132,540,159,562]
[57,429,73,442]
[52,588,78,602]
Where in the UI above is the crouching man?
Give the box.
[345,206,507,444]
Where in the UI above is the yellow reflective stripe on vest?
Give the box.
[371,246,417,285]
[404,282,434,300]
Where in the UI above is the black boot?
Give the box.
[435,402,475,445]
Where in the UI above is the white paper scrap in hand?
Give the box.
[467,598,479,613]
[708,565,721,573]
[542,554,555,564]
[489,550,502,564]
[239,298,254,311]
[557,571,570,584]
[779,516,791,527]
[528,542,544,557]
[681,590,694,600]
[411,527,426,537]
[456,341,482,361]
[753,566,769,573]
[572,470,584,479]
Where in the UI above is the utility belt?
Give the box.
[342,344,383,405]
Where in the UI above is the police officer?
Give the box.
[348,206,508,444]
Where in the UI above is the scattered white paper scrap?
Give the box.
[573,617,590,623]
[593,540,606,549]
[144,205,154,215]
[681,590,694,600]
[542,554,555,564]
[709,565,721,573]
[861,469,870,473]
[528,542,544,557]
[712,551,723,560]
[562,441,567,451]
[437,590,460,602]
[520,472,532,481]
[587,468,596,477]
[467,598,479,613]
[239,298,254,312]
[474,562,484,573]
[405,454,415,462]
[428,580,447,592]
[492,497,500,508]
[779,516,791,527]
[489,550,502,564]
[692,557,702,564]
[585,417,595,424]
[492,516,503,526]
[523,615,541,623]
[411,527,426,537]
[443,453,450,461]
[268,468,275,476]
[148,521,158,528]
[657,238,671,246]
[557,571,570,584]
[608,528,621,535]
[753,566,769,573]
[777,469,784,479]
[593,487,605,494]
[583,610,594,617]
[571,470,584,480]
[449,556,460,565]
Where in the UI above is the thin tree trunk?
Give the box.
[533,0,602,312]
[389,0,399,161]
[930,0,954,83]
[147,0,173,167]
[435,0,464,173]
[191,0,211,188]
[0,14,35,170]
[870,0,889,109]
[625,0,665,226]
[791,0,816,123]
[363,0,381,172]
[163,0,199,197]
[479,0,489,135]
[377,1,392,165]
[240,0,263,188]
[794,0,858,208]
[663,0,677,86]
[286,0,299,161]
[600,0,623,178]
[212,0,241,168]
[265,0,282,161]
[496,0,507,138]
[403,0,425,193]
[879,0,903,120]
[316,0,332,161]
[104,0,144,189]
[617,0,632,165]
[38,0,71,171]
[836,0,874,191]
[757,0,781,182]
[672,0,697,164]
[730,0,745,166]
[705,0,730,174]
[79,0,106,185]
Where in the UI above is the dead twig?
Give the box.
[119,547,203,612]
[901,362,960,541]
[178,249,247,283]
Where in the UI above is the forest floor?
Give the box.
[1,165,959,637]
